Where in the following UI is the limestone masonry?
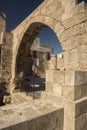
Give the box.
[0,0,87,130]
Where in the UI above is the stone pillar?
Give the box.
[0,12,6,45]
[0,13,6,83]
[63,71,87,130]
[1,32,13,94]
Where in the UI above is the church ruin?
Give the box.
[0,0,87,130]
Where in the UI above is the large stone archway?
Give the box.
[0,0,87,130]
[12,17,65,80]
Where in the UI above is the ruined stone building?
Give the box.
[27,37,53,77]
[0,0,87,130]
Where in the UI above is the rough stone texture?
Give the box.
[0,13,6,44]
[48,55,57,70]
[1,32,13,94]
[10,0,87,79]
[0,99,64,130]
[0,0,87,130]
[0,13,6,80]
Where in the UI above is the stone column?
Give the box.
[63,70,87,130]
[1,32,13,95]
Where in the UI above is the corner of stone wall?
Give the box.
[63,70,87,130]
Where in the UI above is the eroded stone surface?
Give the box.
[0,98,63,130]
[0,0,87,130]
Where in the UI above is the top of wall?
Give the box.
[0,12,6,19]
[31,38,53,53]
[0,12,6,44]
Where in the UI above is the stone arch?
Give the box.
[12,16,65,80]
[0,1,87,129]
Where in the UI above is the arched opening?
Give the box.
[14,22,63,99]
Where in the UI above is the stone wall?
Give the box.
[1,32,13,93]
[63,70,87,130]
[0,13,6,80]
[0,0,87,130]
[12,0,87,72]
[0,12,6,44]
[46,69,87,130]
[0,100,64,130]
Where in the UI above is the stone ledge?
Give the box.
[64,97,87,118]
[65,70,87,86]
[62,84,87,100]
[0,99,63,130]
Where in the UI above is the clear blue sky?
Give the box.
[0,0,64,54]
[0,0,44,31]
[1,0,86,54]
[1,1,86,53]
[38,28,63,54]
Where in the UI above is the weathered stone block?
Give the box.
[64,100,75,118]
[62,32,87,51]
[75,71,87,85]
[28,116,44,130]
[64,49,79,70]
[43,114,57,130]
[46,70,53,82]
[2,127,11,130]
[64,98,87,118]
[27,109,64,130]
[46,81,53,92]
[62,86,74,100]
[43,92,64,106]
[53,70,65,85]
[54,126,63,130]
[63,11,87,29]
[56,109,64,127]
[53,83,62,97]
[75,114,87,130]
[64,114,87,130]
[65,71,87,86]
[64,115,75,130]
[62,84,87,100]
[75,98,87,118]
[12,121,28,130]
[0,13,6,44]
[65,70,75,86]
[60,21,87,43]
[78,43,87,70]
[75,84,87,100]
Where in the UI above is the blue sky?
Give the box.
[38,28,62,54]
[0,0,44,31]
[1,0,87,54]
[0,0,64,54]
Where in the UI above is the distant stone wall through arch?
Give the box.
[12,19,65,80]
